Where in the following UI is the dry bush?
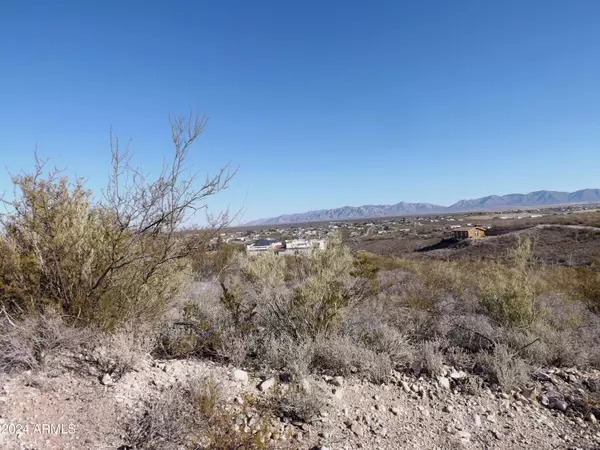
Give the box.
[349,320,414,367]
[89,325,156,378]
[0,112,233,330]
[476,344,529,391]
[272,382,325,423]
[311,334,392,383]
[258,334,314,378]
[0,309,87,373]
[446,314,497,352]
[124,379,268,450]
[572,266,600,315]
[231,233,377,339]
[401,260,467,310]
[420,339,446,377]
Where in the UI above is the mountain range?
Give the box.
[245,189,600,225]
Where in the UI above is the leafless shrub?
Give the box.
[352,321,414,367]
[258,334,314,378]
[312,334,392,383]
[90,325,156,378]
[124,379,268,450]
[477,344,529,391]
[272,383,325,423]
[421,339,446,377]
[0,309,87,373]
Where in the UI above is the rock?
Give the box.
[550,399,568,412]
[390,406,400,416]
[232,369,249,383]
[457,431,471,440]
[474,414,482,427]
[350,421,365,437]
[587,413,597,424]
[443,405,454,413]
[259,377,276,392]
[401,381,411,393]
[491,429,503,440]
[101,373,113,386]
[410,360,422,375]
[332,388,343,399]
[331,376,344,387]
[450,370,467,379]
[438,376,451,390]
[378,426,388,437]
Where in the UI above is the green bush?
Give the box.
[0,113,233,330]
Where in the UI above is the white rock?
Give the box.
[332,388,343,399]
[232,369,249,383]
[450,370,467,379]
[331,376,344,387]
[101,373,113,386]
[474,414,482,427]
[300,378,312,393]
[259,377,276,392]
[457,431,471,440]
[438,376,451,390]
[390,406,400,415]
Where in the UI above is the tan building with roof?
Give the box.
[452,227,486,239]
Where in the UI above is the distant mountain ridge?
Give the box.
[245,189,600,225]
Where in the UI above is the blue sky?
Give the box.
[1,0,599,224]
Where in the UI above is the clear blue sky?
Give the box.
[1,0,599,224]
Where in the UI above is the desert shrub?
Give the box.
[124,379,268,450]
[154,282,257,365]
[351,321,414,367]
[90,325,156,378]
[311,334,392,383]
[223,233,377,340]
[572,266,600,315]
[0,309,87,373]
[403,260,468,310]
[477,236,546,328]
[0,113,233,330]
[258,334,314,378]
[420,339,446,377]
[272,382,325,423]
[476,344,529,391]
[446,314,497,352]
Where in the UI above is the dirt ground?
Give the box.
[1,355,599,449]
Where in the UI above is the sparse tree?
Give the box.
[0,111,236,329]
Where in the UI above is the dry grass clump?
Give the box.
[476,344,530,391]
[89,325,156,379]
[272,382,325,423]
[124,379,269,450]
[420,339,446,377]
[311,334,392,383]
[258,334,314,378]
[0,309,88,373]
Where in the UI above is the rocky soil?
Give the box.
[0,355,599,449]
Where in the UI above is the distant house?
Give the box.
[452,227,486,239]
